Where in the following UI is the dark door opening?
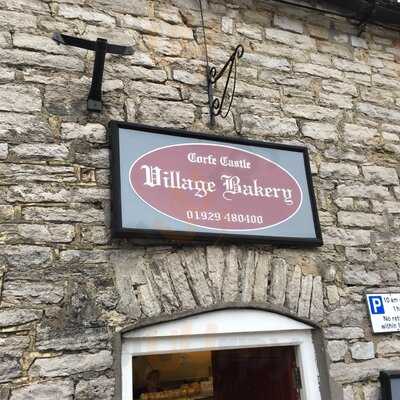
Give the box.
[133,346,301,400]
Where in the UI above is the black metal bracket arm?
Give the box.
[52,32,134,112]
[357,0,377,35]
[207,45,244,127]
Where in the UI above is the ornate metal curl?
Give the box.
[207,44,244,126]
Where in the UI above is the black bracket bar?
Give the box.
[357,0,376,36]
[207,44,244,127]
[52,32,134,112]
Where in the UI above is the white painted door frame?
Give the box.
[121,309,322,400]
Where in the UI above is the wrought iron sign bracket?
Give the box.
[52,32,134,112]
[198,0,244,127]
[207,44,244,127]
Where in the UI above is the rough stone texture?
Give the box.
[30,351,113,377]
[9,380,74,400]
[0,0,399,398]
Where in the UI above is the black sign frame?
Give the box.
[380,371,400,400]
[110,121,323,246]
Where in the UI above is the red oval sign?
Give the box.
[130,144,302,231]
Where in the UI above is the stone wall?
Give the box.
[0,0,400,399]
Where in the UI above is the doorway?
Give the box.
[121,308,323,400]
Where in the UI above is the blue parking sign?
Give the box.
[368,296,385,315]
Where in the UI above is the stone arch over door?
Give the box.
[113,304,333,400]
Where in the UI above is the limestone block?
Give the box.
[143,36,183,56]
[322,80,358,96]
[283,104,341,120]
[2,281,63,305]
[294,63,344,80]
[338,212,385,228]
[75,376,114,400]
[241,115,298,136]
[10,380,74,400]
[269,258,287,306]
[94,0,149,16]
[285,265,301,313]
[0,308,42,328]
[253,252,271,303]
[237,23,263,40]
[326,285,339,304]
[22,206,104,224]
[0,112,53,143]
[297,274,313,318]
[265,28,315,49]
[138,99,195,128]
[181,249,213,307]
[302,123,338,141]
[377,340,400,356]
[61,123,106,143]
[327,340,347,361]
[126,81,181,100]
[0,10,36,29]
[172,70,204,85]
[363,384,380,400]
[0,84,41,113]
[318,41,352,59]
[345,247,377,263]
[242,52,291,71]
[0,49,84,72]
[7,184,70,203]
[30,350,113,377]
[0,358,21,383]
[221,17,233,34]
[0,205,13,222]
[358,102,400,123]
[0,245,52,268]
[343,265,381,286]
[0,164,76,184]
[324,326,364,339]
[75,149,110,169]
[273,15,303,33]
[330,358,400,383]
[337,184,391,199]
[36,327,109,351]
[320,92,353,109]
[0,143,8,159]
[206,247,225,301]
[11,144,69,160]
[362,166,399,185]
[222,246,239,302]
[121,16,193,39]
[0,336,30,357]
[319,163,359,179]
[333,58,371,74]
[350,342,375,360]
[327,304,365,326]
[58,4,115,25]
[310,276,324,322]
[323,227,371,246]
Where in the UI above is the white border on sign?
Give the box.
[127,142,304,232]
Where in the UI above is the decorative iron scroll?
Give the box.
[207,44,244,126]
[198,0,244,127]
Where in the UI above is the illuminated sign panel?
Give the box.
[110,122,322,245]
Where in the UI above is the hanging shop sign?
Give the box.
[110,122,322,245]
[366,293,400,333]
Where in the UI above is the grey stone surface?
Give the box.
[9,380,74,400]
[75,376,114,400]
[30,350,113,377]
